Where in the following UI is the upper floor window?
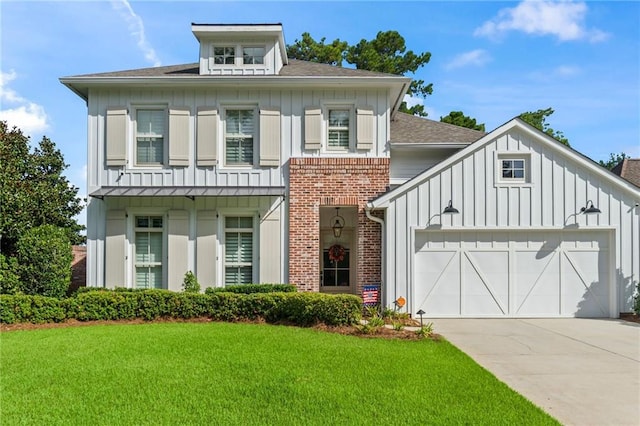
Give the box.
[214,46,235,64]
[136,109,165,165]
[327,109,351,151]
[225,109,255,165]
[501,159,526,180]
[243,47,265,65]
[496,153,531,185]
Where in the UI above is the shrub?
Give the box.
[0,254,21,295]
[15,225,73,298]
[633,281,640,315]
[0,294,66,324]
[1,290,362,327]
[272,293,362,326]
[182,271,201,293]
[205,284,297,295]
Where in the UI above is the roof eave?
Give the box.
[60,74,410,101]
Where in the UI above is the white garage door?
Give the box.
[414,230,611,317]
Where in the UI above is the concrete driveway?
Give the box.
[429,318,640,426]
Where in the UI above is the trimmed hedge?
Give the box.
[0,290,361,326]
[205,284,297,294]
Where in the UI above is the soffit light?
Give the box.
[442,200,459,215]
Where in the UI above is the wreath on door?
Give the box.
[328,244,346,263]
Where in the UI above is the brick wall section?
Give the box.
[288,158,389,295]
[69,245,87,292]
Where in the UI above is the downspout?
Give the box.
[365,206,386,307]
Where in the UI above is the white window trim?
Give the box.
[126,209,168,289]
[322,103,355,153]
[130,105,168,169]
[209,43,267,68]
[221,213,258,286]
[494,152,534,187]
[221,105,258,168]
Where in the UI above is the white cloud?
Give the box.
[402,94,437,118]
[445,49,491,70]
[111,0,161,67]
[474,0,610,42]
[527,64,581,82]
[0,70,49,135]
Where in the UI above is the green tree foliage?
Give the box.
[598,152,629,170]
[16,225,73,298]
[0,254,21,295]
[285,32,347,66]
[0,121,84,256]
[287,31,432,116]
[182,271,201,293]
[518,108,570,146]
[440,111,485,132]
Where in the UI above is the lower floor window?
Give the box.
[135,215,163,289]
[225,216,254,285]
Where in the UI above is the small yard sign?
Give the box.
[362,285,380,306]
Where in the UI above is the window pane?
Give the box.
[226,110,240,133]
[238,217,253,229]
[514,160,525,169]
[137,217,149,228]
[151,217,163,228]
[225,267,239,286]
[328,130,349,148]
[502,160,512,169]
[137,138,163,164]
[148,233,162,263]
[225,233,239,263]
[136,266,162,289]
[243,47,265,65]
[136,232,149,263]
[329,110,349,127]
[239,232,252,263]
[502,169,513,178]
[514,169,525,179]
[137,110,164,135]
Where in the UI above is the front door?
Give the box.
[320,230,355,293]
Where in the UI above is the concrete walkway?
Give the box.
[428,318,640,426]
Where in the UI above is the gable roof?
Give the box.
[611,159,640,188]
[370,117,640,208]
[60,59,410,115]
[390,112,485,145]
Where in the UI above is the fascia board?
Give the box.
[391,143,470,149]
[60,75,410,101]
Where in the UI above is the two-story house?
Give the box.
[62,23,640,318]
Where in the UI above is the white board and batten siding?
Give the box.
[376,120,640,317]
[87,195,285,290]
[87,87,390,192]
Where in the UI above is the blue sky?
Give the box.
[1,1,639,227]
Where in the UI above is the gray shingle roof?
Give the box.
[390,112,486,144]
[67,60,401,79]
[611,158,640,187]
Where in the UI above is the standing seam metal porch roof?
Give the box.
[89,186,286,198]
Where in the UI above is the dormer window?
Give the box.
[243,47,265,65]
[214,46,235,65]
[210,44,266,67]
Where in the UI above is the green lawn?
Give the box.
[1,322,558,425]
